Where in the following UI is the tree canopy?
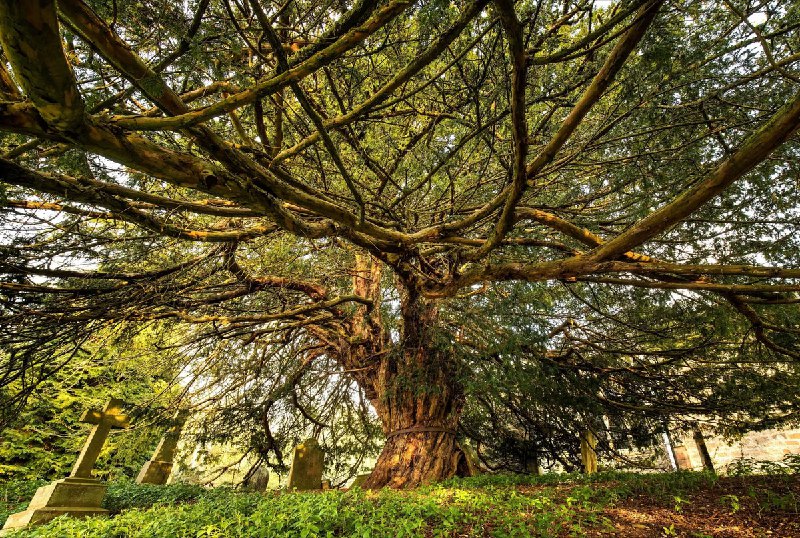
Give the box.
[0,0,799,487]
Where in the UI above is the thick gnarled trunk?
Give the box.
[364,278,466,488]
[362,355,465,489]
[333,258,467,488]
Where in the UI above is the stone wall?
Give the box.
[675,427,800,473]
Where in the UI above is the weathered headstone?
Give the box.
[460,443,484,476]
[287,438,324,490]
[242,465,270,492]
[2,399,129,531]
[525,457,541,476]
[349,473,371,489]
[672,444,693,470]
[136,410,188,485]
[580,429,598,474]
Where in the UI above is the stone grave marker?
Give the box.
[2,399,130,531]
[136,410,188,485]
[287,438,324,490]
[460,443,484,476]
[349,473,371,489]
[580,429,598,474]
[242,465,270,492]
[672,444,693,470]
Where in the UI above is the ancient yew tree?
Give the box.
[0,0,799,487]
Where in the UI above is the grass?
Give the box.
[0,471,729,538]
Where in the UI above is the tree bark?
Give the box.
[362,278,466,488]
[327,258,468,488]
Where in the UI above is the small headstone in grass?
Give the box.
[287,438,324,491]
[461,443,484,476]
[2,399,129,532]
[349,473,371,489]
[673,444,693,470]
[242,466,270,492]
[136,410,188,485]
[525,457,541,476]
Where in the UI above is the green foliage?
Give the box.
[754,490,798,514]
[0,326,179,481]
[719,494,740,513]
[672,495,688,513]
[2,471,733,537]
[102,482,211,513]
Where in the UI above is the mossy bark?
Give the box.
[328,258,469,488]
[364,278,466,488]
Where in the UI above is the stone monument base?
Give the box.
[1,477,109,531]
[136,459,174,485]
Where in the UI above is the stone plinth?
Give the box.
[287,438,324,490]
[2,478,108,531]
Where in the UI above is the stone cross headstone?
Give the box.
[580,429,598,474]
[136,410,188,485]
[2,399,130,532]
[287,438,324,490]
[71,399,131,478]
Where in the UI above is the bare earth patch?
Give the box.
[595,476,800,537]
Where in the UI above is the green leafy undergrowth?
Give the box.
[102,482,219,513]
[1,479,47,528]
[0,472,724,538]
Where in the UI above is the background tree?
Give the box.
[0,0,799,487]
[0,324,177,480]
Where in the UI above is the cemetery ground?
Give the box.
[1,469,798,537]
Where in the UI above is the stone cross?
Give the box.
[151,410,186,462]
[2,398,129,531]
[71,398,130,478]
